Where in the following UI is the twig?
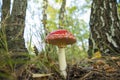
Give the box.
[32,73,53,78]
[80,71,93,80]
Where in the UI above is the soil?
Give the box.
[19,56,120,80]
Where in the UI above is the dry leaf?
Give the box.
[103,64,110,70]
[106,67,117,73]
[96,60,105,65]
[111,57,119,60]
[117,61,120,66]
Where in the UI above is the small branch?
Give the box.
[80,71,93,80]
[42,0,48,35]
[32,73,53,78]
[59,0,66,29]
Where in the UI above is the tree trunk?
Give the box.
[0,0,28,79]
[1,0,10,21]
[6,0,28,55]
[88,0,120,57]
[59,0,66,29]
[0,0,10,53]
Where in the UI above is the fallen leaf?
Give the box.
[92,51,102,59]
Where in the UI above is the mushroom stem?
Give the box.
[58,47,67,78]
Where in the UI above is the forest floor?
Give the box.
[19,56,120,80]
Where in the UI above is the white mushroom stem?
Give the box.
[58,47,67,78]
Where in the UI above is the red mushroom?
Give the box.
[45,29,76,78]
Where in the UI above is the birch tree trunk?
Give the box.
[88,0,120,57]
[0,0,28,79]
[6,0,28,55]
[0,0,10,53]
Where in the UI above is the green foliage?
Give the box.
[67,6,77,14]
[46,4,58,31]
[27,36,36,55]
[55,0,62,3]
[47,5,58,19]
[66,44,88,65]
[0,15,14,79]
[118,3,120,18]
[0,23,29,79]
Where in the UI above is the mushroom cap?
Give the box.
[45,29,76,47]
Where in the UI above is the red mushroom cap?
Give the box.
[45,29,76,47]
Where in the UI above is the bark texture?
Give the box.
[88,0,120,57]
[0,0,28,79]
[1,0,10,21]
[6,0,28,54]
[59,0,66,29]
[0,0,10,53]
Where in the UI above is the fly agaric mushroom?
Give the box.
[45,29,76,78]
